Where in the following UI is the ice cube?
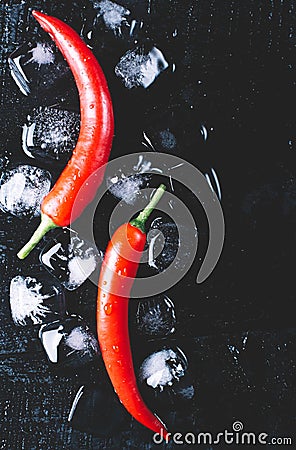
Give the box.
[39,315,100,371]
[139,347,188,391]
[0,165,51,218]
[22,107,80,164]
[40,230,103,291]
[68,382,129,436]
[136,295,176,337]
[115,45,169,89]
[8,41,70,96]
[9,275,65,326]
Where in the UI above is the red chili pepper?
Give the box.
[97,184,169,438]
[17,10,114,259]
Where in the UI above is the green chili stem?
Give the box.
[130,184,166,232]
[17,214,57,259]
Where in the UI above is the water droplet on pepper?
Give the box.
[104,303,113,315]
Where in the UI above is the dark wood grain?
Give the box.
[1,1,296,448]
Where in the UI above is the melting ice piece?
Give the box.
[39,315,100,370]
[159,129,177,151]
[136,295,176,337]
[139,347,188,391]
[148,217,197,272]
[115,46,169,89]
[22,107,80,163]
[8,41,70,96]
[9,276,65,326]
[0,165,51,218]
[40,230,103,291]
[93,0,130,33]
[107,172,149,205]
[68,382,129,435]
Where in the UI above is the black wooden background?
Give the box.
[1,1,296,449]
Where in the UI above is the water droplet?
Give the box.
[89,104,94,109]
[104,303,113,315]
[103,280,107,285]
[113,345,119,353]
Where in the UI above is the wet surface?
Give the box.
[1,0,296,448]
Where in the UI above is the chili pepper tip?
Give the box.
[17,214,57,260]
[130,184,166,233]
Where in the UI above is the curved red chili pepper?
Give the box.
[17,10,114,259]
[97,185,169,438]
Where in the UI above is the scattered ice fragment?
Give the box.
[142,131,156,151]
[205,173,215,192]
[0,156,9,170]
[0,165,51,218]
[205,167,222,200]
[40,230,103,291]
[27,42,55,67]
[147,230,162,269]
[200,124,208,141]
[9,276,65,326]
[68,385,84,422]
[94,0,130,34]
[133,154,163,174]
[227,344,240,364]
[107,172,149,205]
[9,54,30,95]
[139,348,188,391]
[22,107,80,163]
[129,19,137,36]
[39,315,100,370]
[242,332,249,351]
[40,324,64,362]
[115,46,169,89]
[211,168,222,200]
[136,295,176,337]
